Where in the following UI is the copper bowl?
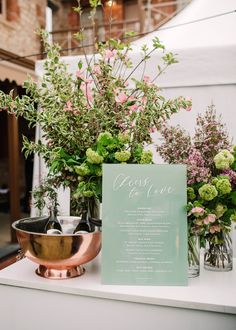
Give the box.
[12,216,101,279]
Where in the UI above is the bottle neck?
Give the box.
[73,206,91,234]
[49,207,58,222]
[80,209,88,222]
[45,207,62,234]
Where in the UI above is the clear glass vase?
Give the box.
[188,235,200,278]
[204,231,233,272]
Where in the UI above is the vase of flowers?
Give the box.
[204,230,232,271]
[158,106,236,273]
[0,3,191,219]
[188,233,200,277]
[189,148,236,272]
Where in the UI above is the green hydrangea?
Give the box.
[86,148,104,164]
[118,132,130,144]
[74,164,90,176]
[75,181,95,198]
[187,187,196,200]
[97,131,113,145]
[140,150,153,164]
[215,203,227,218]
[83,190,94,198]
[211,177,219,186]
[215,178,231,195]
[115,151,131,162]
[214,149,234,170]
[198,184,218,201]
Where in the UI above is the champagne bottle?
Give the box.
[73,203,91,234]
[45,207,62,234]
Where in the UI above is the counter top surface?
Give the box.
[0,255,235,314]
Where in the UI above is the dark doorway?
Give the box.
[0,79,35,254]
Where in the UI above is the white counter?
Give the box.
[0,256,236,330]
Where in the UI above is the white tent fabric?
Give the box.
[132,0,236,87]
[34,0,236,250]
[124,0,236,140]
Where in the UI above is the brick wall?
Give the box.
[0,0,46,58]
[52,0,78,32]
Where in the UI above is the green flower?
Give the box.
[187,187,196,201]
[211,177,219,186]
[86,148,104,164]
[118,132,130,144]
[97,131,113,145]
[214,149,234,170]
[83,190,94,198]
[198,184,218,201]
[115,151,131,162]
[215,203,227,218]
[140,150,153,164]
[74,164,90,176]
[215,178,231,195]
[75,181,95,198]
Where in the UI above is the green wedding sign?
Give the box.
[102,164,188,286]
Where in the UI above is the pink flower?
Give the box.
[104,49,117,61]
[80,82,93,103]
[191,207,205,216]
[186,105,192,112]
[143,76,151,83]
[93,65,101,75]
[141,96,147,105]
[128,96,138,112]
[203,214,216,225]
[66,101,72,108]
[115,92,128,104]
[209,225,221,234]
[64,101,73,112]
[141,96,147,103]
[76,69,84,79]
[143,75,154,87]
[130,104,139,112]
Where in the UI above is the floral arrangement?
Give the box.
[0,3,191,214]
[158,106,236,270]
